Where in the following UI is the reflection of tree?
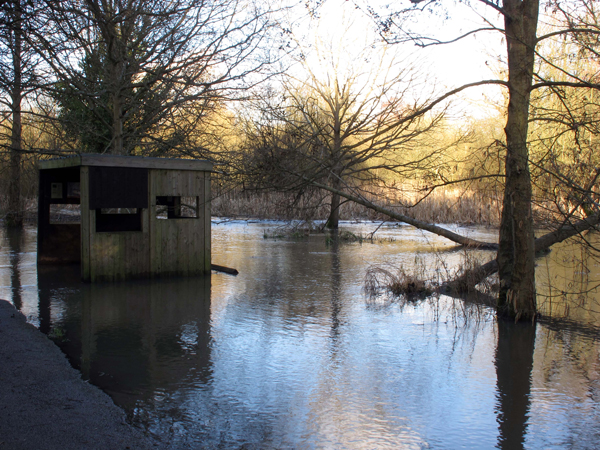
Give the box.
[36,269,213,419]
[495,320,536,449]
[536,237,600,323]
[6,227,23,311]
[328,232,342,350]
[37,265,80,336]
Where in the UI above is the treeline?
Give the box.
[0,0,280,224]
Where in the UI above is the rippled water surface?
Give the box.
[1,221,600,449]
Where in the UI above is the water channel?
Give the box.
[1,221,599,449]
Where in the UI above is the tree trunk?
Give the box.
[325,152,342,230]
[326,104,343,230]
[326,189,341,229]
[112,91,124,155]
[107,18,125,155]
[110,58,125,155]
[497,0,539,321]
[6,0,23,228]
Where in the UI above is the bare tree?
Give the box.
[319,0,600,322]
[241,20,462,229]
[33,0,281,156]
[0,0,41,226]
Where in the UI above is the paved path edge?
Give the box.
[0,299,159,449]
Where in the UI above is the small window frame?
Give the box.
[155,196,199,220]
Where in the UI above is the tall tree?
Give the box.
[496,0,538,320]
[0,0,39,226]
[242,14,456,229]
[35,0,280,156]
[339,0,600,321]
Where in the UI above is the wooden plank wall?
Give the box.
[88,226,150,281]
[80,167,91,280]
[204,173,211,272]
[81,167,210,281]
[83,164,151,282]
[149,169,209,277]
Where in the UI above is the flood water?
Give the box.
[1,221,600,449]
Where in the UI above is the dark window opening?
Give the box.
[89,167,148,209]
[67,182,80,199]
[156,196,198,219]
[100,208,139,215]
[49,181,79,200]
[51,182,63,199]
[88,166,148,233]
[96,208,142,232]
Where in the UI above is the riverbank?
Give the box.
[0,299,158,450]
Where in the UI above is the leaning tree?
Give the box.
[300,0,600,322]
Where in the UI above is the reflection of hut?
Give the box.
[36,265,212,398]
[37,154,213,282]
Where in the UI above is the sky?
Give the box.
[280,0,507,119]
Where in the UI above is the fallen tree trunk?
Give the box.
[309,180,600,296]
[440,213,600,294]
[310,181,499,249]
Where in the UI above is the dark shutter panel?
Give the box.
[89,167,148,209]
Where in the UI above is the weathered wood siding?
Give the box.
[149,169,210,277]
[39,156,212,282]
[83,167,152,282]
[204,173,211,272]
[87,223,150,281]
[81,166,90,280]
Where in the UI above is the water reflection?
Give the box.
[328,232,342,350]
[6,227,23,311]
[495,320,536,450]
[37,267,212,419]
[537,232,600,323]
[1,222,600,448]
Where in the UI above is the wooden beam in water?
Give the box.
[211,264,238,275]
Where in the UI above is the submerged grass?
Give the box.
[365,251,497,324]
[365,251,494,300]
[262,222,395,244]
[263,221,321,239]
[48,326,68,342]
[365,257,434,300]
